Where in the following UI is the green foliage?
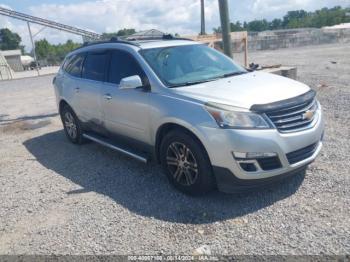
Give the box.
[34,28,136,64]
[35,39,51,59]
[270,19,283,30]
[230,21,245,32]
[213,27,221,34]
[115,28,136,36]
[101,28,136,40]
[35,39,81,65]
[214,6,350,32]
[246,19,270,32]
[0,28,22,51]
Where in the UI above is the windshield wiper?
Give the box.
[169,78,217,88]
[221,71,248,78]
[168,72,248,88]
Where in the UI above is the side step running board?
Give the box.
[82,133,148,163]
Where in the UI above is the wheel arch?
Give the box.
[154,122,210,165]
[58,99,69,115]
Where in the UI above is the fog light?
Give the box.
[233,152,277,159]
[239,162,257,172]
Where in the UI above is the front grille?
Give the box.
[286,142,319,164]
[257,156,282,170]
[266,99,317,133]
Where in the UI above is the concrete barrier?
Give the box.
[231,28,350,52]
[262,67,297,80]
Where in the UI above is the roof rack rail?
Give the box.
[75,34,192,52]
[162,34,194,41]
[77,37,140,50]
[126,34,194,42]
[109,37,141,46]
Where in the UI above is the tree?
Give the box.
[243,22,248,30]
[213,27,222,34]
[34,39,81,65]
[269,19,283,30]
[212,6,350,33]
[35,39,51,60]
[101,28,137,40]
[230,21,244,32]
[282,10,308,28]
[0,28,22,50]
[101,32,119,40]
[247,19,269,32]
[116,28,136,37]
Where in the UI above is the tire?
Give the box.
[60,104,85,144]
[160,129,216,196]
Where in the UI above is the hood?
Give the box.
[172,71,310,109]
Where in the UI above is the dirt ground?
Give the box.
[0,43,349,255]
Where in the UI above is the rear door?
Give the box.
[101,49,151,144]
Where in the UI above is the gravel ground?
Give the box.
[0,43,349,255]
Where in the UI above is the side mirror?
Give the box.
[119,75,143,90]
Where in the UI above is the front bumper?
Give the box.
[212,164,309,193]
[199,108,325,193]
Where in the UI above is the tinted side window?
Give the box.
[65,53,85,78]
[108,50,146,85]
[62,57,70,71]
[82,51,109,82]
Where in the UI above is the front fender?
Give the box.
[149,94,217,153]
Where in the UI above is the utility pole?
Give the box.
[27,22,40,76]
[200,0,206,35]
[218,0,232,58]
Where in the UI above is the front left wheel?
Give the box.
[160,130,216,196]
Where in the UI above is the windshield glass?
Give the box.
[140,44,247,87]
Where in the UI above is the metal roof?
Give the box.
[0,49,22,56]
[126,29,165,40]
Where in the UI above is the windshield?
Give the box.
[140,44,247,87]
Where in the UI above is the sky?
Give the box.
[1,0,350,50]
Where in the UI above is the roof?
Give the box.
[0,49,22,56]
[323,23,350,29]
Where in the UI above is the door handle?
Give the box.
[75,87,80,93]
[104,94,112,100]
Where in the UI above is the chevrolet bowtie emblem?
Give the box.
[302,110,314,120]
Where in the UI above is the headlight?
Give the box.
[205,102,271,129]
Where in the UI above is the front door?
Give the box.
[101,49,150,144]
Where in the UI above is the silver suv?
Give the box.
[53,37,324,195]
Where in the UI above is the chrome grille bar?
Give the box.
[266,98,317,133]
[268,99,317,119]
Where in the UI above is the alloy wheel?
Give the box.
[64,112,77,139]
[166,142,199,186]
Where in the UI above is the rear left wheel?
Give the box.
[60,105,85,144]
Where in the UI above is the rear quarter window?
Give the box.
[64,53,85,78]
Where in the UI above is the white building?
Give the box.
[0,49,23,72]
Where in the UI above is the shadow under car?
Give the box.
[23,130,306,224]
